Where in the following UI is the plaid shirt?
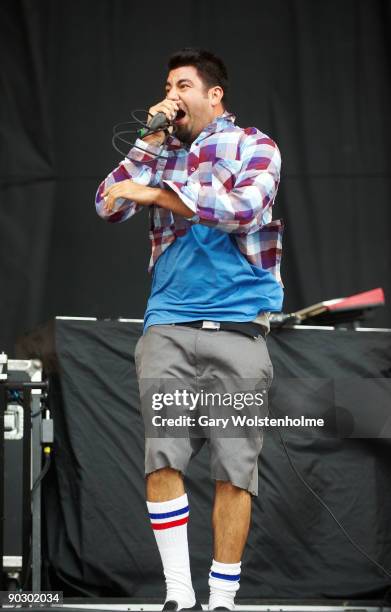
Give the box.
[96,112,283,282]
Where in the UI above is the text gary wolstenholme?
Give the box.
[152,415,325,428]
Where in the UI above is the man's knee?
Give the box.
[146,466,182,484]
[215,480,250,496]
[146,467,184,502]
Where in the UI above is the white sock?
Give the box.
[208,559,241,610]
[147,493,196,609]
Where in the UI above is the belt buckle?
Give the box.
[201,321,220,330]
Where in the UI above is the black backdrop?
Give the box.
[1,0,391,353]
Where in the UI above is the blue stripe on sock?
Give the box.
[149,505,189,519]
[210,571,240,581]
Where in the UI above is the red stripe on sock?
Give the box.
[151,516,189,530]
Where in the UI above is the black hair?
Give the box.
[167,48,229,106]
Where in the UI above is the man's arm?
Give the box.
[96,157,155,223]
[95,98,179,223]
[102,180,195,218]
[101,130,281,227]
[163,131,281,234]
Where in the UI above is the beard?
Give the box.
[174,124,193,145]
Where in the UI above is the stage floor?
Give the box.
[58,598,390,612]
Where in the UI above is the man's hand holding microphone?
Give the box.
[141,99,179,146]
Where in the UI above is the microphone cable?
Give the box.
[111,109,175,160]
[269,406,391,580]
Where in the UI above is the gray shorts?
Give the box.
[134,324,273,496]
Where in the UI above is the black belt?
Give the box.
[172,320,266,339]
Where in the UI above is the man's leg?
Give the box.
[146,466,185,501]
[193,329,272,610]
[135,326,205,609]
[146,467,197,610]
[208,481,251,610]
[212,481,251,562]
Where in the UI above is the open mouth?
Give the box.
[174,109,186,122]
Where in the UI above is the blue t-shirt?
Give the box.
[143,225,283,332]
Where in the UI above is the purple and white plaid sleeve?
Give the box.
[95,139,161,223]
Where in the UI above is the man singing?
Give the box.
[96,48,283,611]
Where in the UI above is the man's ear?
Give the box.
[209,86,224,107]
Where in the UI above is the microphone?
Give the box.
[148,111,174,132]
